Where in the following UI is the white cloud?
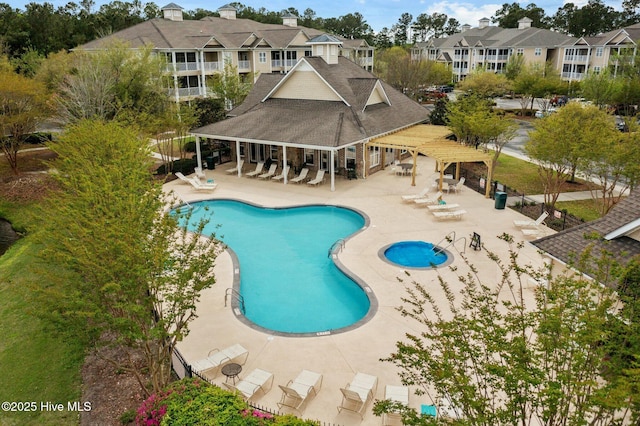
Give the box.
[425,1,502,26]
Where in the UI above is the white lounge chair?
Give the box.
[427,203,460,212]
[245,162,265,178]
[337,372,378,419]
[401,187,430,202]
[383,385,409,425]
[447,177,466,194]
[290,167,309,184]
[306,169,325,186]
[194,166,206,179]
[188,177,217,191]
[190,344,249,377]
[514,211,549,228]
[277,370,323,414]
[174,172,196,185]
[414,191,444,207]
[522,228,544,238]
[224,368,274,401]
[272,165,290,181]
[432,209,467,220]
[225,159,244,174]
[258,163,278,180]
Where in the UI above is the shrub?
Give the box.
[135,378,318,426]
[155,158,197,175]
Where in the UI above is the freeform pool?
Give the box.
[175,200,372,335]
[380,241,453,269]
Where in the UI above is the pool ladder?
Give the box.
[225,288,246,313]
[328,239,346,257]
[434,231,466,256]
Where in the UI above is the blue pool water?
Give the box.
[383,241,450,268]
[176,200,370,334]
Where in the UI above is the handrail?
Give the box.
[433,231,467,256]
[328,238,346,257]
[225,288,246,313]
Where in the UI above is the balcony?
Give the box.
[564,55,589,62]
[175,62,199,72]
[238,60,250,70]
[203,61,221,72]
[453,55,469,60]
[561,72,585,80]
[271,59,282,68]
[453,67,469,74]
[176,87,201,97]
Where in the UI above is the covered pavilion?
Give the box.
[368,124,494,197]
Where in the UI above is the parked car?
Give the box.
[534,108,557,118]
[438,85,454,93]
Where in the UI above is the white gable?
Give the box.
[364,80,391,110]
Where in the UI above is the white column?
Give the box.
[282,146,288,184]
[171,51,179,103]
[195,136,203,170]
[235,140,242,177]
[330,149,335,192]
[199,50,206,97]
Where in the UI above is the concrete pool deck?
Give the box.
[166,155,553,425]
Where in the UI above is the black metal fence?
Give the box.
[171,347,343,426]
[459,164,586,232]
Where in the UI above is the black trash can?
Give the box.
[495,191,507,210]
[205,156,215,169]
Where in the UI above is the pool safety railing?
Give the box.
[434,231,466,256]
[328,238,346,257]
[225,288,246,313]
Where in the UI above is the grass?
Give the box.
[555,198,604,222]
[0,201,85,426]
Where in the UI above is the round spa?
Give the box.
[379,240,453,269]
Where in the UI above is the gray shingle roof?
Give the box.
[424,25,574,50]
[80,16,370,50]
[531,189,640,280]
[191,56,428,147]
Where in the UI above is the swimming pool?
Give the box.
[380,241,453,269]
[176,200,373,335]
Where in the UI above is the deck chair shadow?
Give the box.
[271,165,290,181]
[277,370,323,414]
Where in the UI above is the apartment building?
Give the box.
[80,3,374,101]
[412,17,575,82]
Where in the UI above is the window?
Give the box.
[516,48,524,55]
[369,146,380,167]
[259,52,266,63]
[305,50,312,57]
[593,66,601,74]
[304,149,315,165]
[270,146,278,160]
[345,146,356,169]
[317,45,323,55]
[596,47,603,57]
[535,48,542,56]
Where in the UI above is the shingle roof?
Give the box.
[191,56,428,147]
[531,189,640,279]
[79,15,370,51]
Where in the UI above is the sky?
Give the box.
[6,0,626,32]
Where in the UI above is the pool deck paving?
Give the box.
[166,155,553,425]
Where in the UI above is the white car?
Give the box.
[535,108,557,118]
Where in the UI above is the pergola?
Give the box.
[368,124,494,198]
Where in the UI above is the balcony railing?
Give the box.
[453,67,469,73]
[561,72,585,80]
[203,61,221,72]
[175,62,199,72]
[271,59,282,67]
[176,87,201,97]
[564,55,589,62]
[238,60,250,70]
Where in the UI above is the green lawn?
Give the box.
[555,199,604,222]
[0,202,84,426]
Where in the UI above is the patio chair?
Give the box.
[174,172,196,185]
[427,203,460,212]
[513,211,548,228]
[521,228,543,238]
[306,169,325,186]
[194,166,206,179]
[225,159,244,174]
[413,191,443,206]
[188,177,217,191]
[337,372,378,419]
[290,168,309,184]
[190,343,249,377]
[224,368,274,401]
[257,163,278,180]
[271,165,290,181]
[245,162,265,178]
[401,187,430,202]
[277,370,323,414]
[382,385,409,425]
[432,209,467,220]
[447,177,466,194]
